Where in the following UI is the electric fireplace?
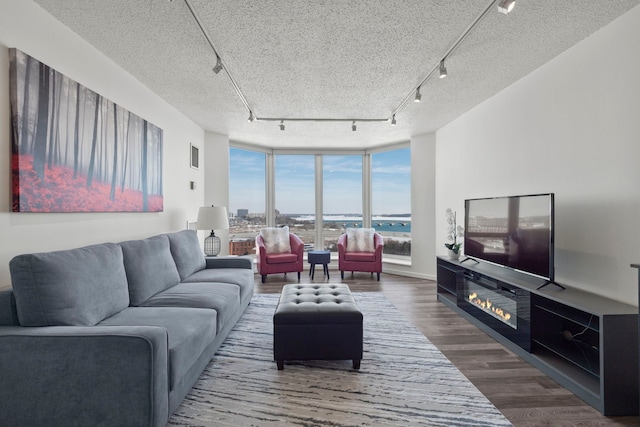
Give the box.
[458,271,531,351]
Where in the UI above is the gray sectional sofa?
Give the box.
[0,230,255,427]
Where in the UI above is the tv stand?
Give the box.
[536,280,566,290]
[436,256,638,416]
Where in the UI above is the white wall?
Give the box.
[203,131,231,256]
[0,0,207,289]
[385,133,436,280]
[435,6,640,303]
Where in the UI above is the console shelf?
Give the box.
[437,256,638,416]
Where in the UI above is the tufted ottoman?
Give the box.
[273,283,363,370]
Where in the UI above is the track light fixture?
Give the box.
[187,0,517,131]
[498,0,515,15]
[439,60,448,79]
[212,55,223,74]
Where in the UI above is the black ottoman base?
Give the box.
[273,284,363,370]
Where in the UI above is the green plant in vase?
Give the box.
[445,208,464,259]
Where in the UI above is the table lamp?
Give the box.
[196,206,229,256]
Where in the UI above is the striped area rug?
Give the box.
[168,292,512,426]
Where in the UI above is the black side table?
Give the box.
[308,251,331,279]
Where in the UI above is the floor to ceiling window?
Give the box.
[323,155,362,252]
[274,154,315,248]
[228,147,266,255]
[229,143,411,262]
[371,147,411,257]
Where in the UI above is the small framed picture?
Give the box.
[190,143,199,169]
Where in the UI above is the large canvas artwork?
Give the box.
[9,49,163,212]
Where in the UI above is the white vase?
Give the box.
[447,249,460,260]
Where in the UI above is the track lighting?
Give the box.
[439,60,448,79]
[212,55,223,74]
[498,0,515,15]
[188,0,514,130]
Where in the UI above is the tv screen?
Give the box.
[464,193,554,281]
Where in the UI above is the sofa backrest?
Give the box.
[119,234,181,305]
[165,230,206,281]
[9,243,130,326]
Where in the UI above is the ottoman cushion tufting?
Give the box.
[273,283,363,370]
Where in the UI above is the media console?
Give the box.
[437,256,639,416]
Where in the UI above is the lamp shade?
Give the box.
[196,206,229,231]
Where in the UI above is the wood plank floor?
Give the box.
[255,270,639,426]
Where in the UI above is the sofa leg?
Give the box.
[297,272,300,281]
[377,272,380,281]
[340,271,344,279]
[277,360,284,370]
[261,275,266,283]
[353,359,361,370]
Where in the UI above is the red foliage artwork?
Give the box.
[9,49,163,213]
[12,154,162,213]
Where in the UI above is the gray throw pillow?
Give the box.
[9,243,130,326]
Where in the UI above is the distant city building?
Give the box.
[237,209,249,218]
[229,238,255,256]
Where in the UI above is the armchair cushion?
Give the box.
[259,226,291,254]
[346,228,376,253]
[265,253,299,264]
[344,252,376,262]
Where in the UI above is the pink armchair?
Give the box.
[256,232,304,283]
[338,231,384,281]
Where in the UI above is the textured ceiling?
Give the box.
[33,0,640,149]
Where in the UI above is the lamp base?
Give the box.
[204,231,221,256]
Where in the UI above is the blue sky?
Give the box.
[229,147,410,215]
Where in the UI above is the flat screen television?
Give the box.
[464,193,555,283]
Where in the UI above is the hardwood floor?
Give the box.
[255,270,639,426]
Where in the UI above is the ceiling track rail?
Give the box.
[183,0,253,115]
[184,0,502,125]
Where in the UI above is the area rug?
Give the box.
[168,293,512,427]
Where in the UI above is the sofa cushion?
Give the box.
[182,268,255,304]
[140,282,240,333]
[166,230,206,280]
[120,235,181,306]
[99,306,216,391]
[346,228,375,252]
[260,226,291,254]
[9,243,130,326]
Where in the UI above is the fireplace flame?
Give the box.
[468,292,512,322]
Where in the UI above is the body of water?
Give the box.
[291,215,411,233]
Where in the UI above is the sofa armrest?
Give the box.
[0,325,169,427]
[205,256,252,270]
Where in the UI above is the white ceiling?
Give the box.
[33,0,640,149]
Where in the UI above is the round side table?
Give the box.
[307,250,331,280]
